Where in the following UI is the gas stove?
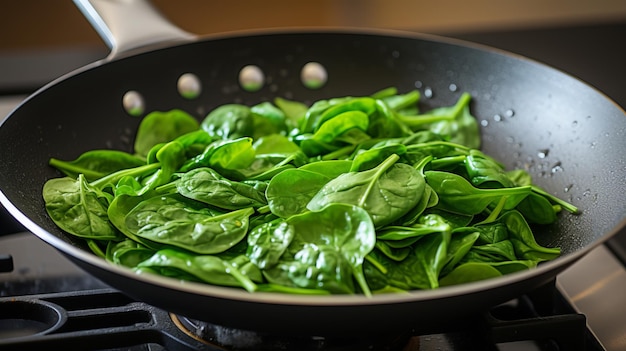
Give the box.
[1,21,626,351]
[0,232,619,350]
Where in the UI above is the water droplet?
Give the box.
[572,120,578,127]
[414,80,423,89]
[505,136,515,143]
[448,83,458,92]
[391,50,400,58]
[279,68,289,77]
[480,119,489,127]
[122,90,144,116]
[493,114,502,122]
[590,141,597,148]
[239,65,265,92]
[564,184,573,192]
[424,87,433,98]
[582,189,592,197]
[551,161,563,174]
[269,84,279,93]
[177,73,201,99]
[505,109,515,117]
[537,149,549,158]
[301,62,327,89]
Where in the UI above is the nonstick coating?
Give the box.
[1,29,625,336]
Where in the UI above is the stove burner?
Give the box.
[171,314,415,351]
[0,299,66,339]
[0,284,607,351]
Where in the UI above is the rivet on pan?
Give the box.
[239,65,265,92]
[301,62,327,89]
[177,73,202,99]
[424,87,433,98]
[122,90,145,116]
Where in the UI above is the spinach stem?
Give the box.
[397,92,471,126]
[49,158,104,180]
[531,186,580,214]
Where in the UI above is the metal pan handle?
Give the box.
[73,0,196,59]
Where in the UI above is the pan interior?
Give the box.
[0,30,625,308]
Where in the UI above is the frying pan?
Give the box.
[1,0,625,337]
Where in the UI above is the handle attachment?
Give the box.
[74,0,196,58]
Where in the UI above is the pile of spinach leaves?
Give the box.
[42,87,578,296]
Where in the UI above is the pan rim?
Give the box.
[1,27,626,308]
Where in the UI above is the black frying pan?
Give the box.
[1,0,625,337]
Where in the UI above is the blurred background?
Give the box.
[1,0,625,97]
[2,0,626,50]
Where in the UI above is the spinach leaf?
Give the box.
[180,138,255,173]
[125,194,253,254]
[137,248,261,292]
[106,239,155,268]
[375,230,450,290]
[43,175,119,240]
[201,104,253,140]
[350,144,407,172]
[134,109,199,157]
[177,168,267,210]
[500,210,561,261]
[49,150,145,181]
[260,204,376,295]
[439,262,502,286]
[247,219,294,269]
[312,110,370,144]
[464,150,515,188]
[377,214,451,242]
[251,101,289,139]
[440,260,537,286]
[266,168,332,218]
[299,160,352,178]
[315,97,376,132]
[273,97,308,129]
[425,170,532,215]
[308,154,426,227]
[516,192,558,224]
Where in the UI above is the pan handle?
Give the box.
[73,0,196,59]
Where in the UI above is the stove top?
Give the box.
[1,20,626,351]
[0,230,621,350]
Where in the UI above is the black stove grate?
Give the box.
[0,280,605,351]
